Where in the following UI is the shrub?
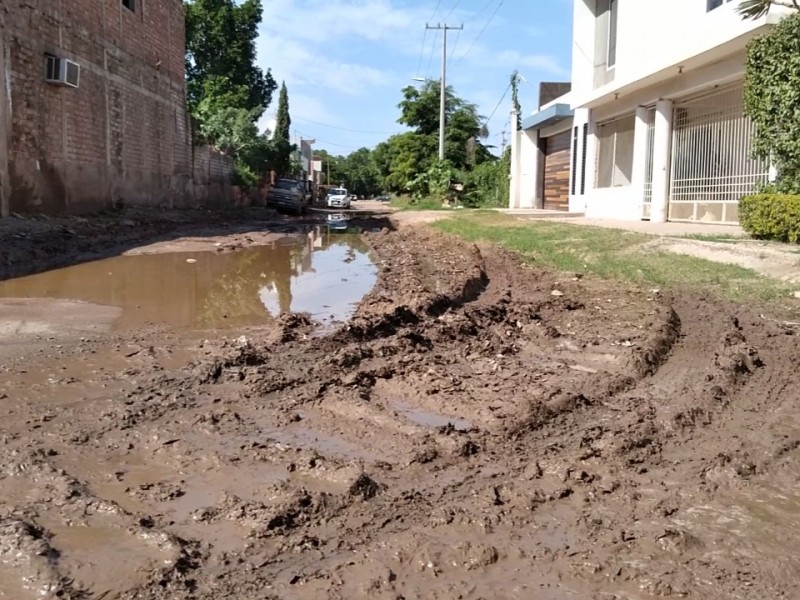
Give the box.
[744,13,800,193]
[739,194,800,243]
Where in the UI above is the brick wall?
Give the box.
[0,19,11,217]
[1,0,232,214]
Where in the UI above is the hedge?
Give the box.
[739,194,800,243]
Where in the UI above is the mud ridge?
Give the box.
[4,221,800,598]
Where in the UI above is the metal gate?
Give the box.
[642,106,656,220]
[668,84,768,224]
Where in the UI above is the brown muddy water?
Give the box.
[0,230,376,331]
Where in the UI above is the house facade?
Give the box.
[511,1,793,223]
[509,82,576,211]
[567,0,794,223]
[0,0,231,216]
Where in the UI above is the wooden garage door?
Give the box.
[543,130,571,211]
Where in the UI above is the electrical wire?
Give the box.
[427,0,443,22]
[292,115,399,135]
[446,28,461,70]
[305,138,367,150]
[415,27,428,77]
[454,0,504,68]
[482,81,512,128]
[424,28,439,79]
[444,0,462,20]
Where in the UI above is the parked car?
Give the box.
[376,194,391,202]
[326,213,350,232]
[326,187,351,209]
[267,178,310,215]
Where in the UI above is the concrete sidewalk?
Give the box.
[500,209,745,237]
[546,216,744,237]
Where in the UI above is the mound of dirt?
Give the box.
[1,218,800,599]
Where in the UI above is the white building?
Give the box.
[511,0,794,224]
[509,82,576,212]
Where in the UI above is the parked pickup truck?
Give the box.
[267,178,311,215]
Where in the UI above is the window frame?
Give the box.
[607,0,618,69]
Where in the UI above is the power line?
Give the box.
[482,80,512,128]
[304,137,369,150]
[427,0,443,21]
[446,28,461,69]
[444,0,462,20]
[415,28,428,76]
[292,115,400,135]
[454,0,504,68]
[424,27,439,79]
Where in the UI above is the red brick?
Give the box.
[1,0,227,214]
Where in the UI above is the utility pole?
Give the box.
[425,23,463,161]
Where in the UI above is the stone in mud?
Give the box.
[348,473,383,501]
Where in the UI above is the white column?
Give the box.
[584,113,598,207]
[650,99,673,223]
[630,106,650,219]
[509,110,520,209]
[533,131,544,209]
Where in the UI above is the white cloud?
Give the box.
[257,92,336,136]
[251,0,570,152]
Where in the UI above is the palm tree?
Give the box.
[737,0,799,19]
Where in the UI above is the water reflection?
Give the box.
[0,226,376,330]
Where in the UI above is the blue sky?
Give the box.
[255,0,573,157]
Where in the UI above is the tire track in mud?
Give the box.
[2,224,800,599]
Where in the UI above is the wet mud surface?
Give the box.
[2,211,800,599]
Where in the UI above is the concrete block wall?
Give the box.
[1,0,232,215]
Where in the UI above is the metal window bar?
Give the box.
[570,126,579,195]
[642,107,656,205]
[580,124,588,194]
[668,84,768,223]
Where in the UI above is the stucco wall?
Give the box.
[571,0,792,107]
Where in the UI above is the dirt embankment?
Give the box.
[1,217,800,599]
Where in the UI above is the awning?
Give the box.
[521,103,574,131]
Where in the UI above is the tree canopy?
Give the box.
[185,0,280,186]
[737,0,799,19]
[185,0,276,117]
[272,82,294,177]
[744,10,800,192]
[318,81,503,204]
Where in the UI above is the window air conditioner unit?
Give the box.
[45,55,80,88]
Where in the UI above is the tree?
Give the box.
[737,0,798,19]
[314,149,347,186]
[464,148,510,207]
[272,82,294,177]
[386,81,490,191]
[185,0,276,117]
[744,12,800,192]
[373,132,438,193]
[194,102,273,186]
[341,148,381,197]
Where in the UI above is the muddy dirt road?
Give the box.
[1,209,800,599]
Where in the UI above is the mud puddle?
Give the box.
[36,514,180,598]
[0,229,376,332]
[388,398,473,431]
